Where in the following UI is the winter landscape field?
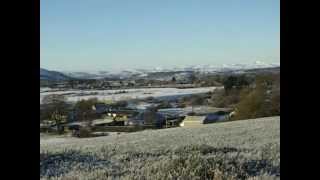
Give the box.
[40,116,280,180]
[40,0,280,179]
[40,87,218,104]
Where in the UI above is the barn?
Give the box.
[182,116,206,127]
[181,111,230,127]
[127,110,166,128]
[203,111,229,124]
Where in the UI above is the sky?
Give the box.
[41,0,280,72]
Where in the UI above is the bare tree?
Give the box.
[42,94,69,134]
[144,106,158,125]
[188,95,205,113]
[74,98,99,124]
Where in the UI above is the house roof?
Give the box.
[132,111,166,121]
[67,122,85,126]
[184,116,206,122]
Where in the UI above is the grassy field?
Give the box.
[40,116,280,180]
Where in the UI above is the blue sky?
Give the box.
[41,0,279,72]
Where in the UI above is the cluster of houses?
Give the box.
[41,100,235,136]
[88,104,230,124]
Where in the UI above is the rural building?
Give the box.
[92,103,109,114]
[92,118,115,126]
[182,116,206,127]
[203,111,229,124]
[127,111,166,128]
[182,111,230,127]
[164,116,185,128]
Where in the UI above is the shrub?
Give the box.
[270,87,280,115]
[233,74,280,120]
[223,75,251,93]
[269,75,280,115]
[74,98,100,122]
[42,94,70,134]
[234,87,266,120]
[210,88,242,108]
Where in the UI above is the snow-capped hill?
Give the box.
[175,61,279,73]
[55,61,280,80]
[64,70,144,80]
[40,68,71,81]
[63,71,103,79]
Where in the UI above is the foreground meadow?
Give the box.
[40,116,280,180]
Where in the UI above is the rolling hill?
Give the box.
[40,68,71,81]
[40,116,280,179]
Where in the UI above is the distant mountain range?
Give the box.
[40,68,71,81]
[41,61,279,80]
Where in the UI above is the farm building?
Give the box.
[182,116,206,127]
[164,115,185,128]
[127,110,166,128]
[203,111,229,124]
[182,111,230,127]
[92,118,115,126]
[92,103,109,114]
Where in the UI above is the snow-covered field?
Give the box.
[40,116,280,179]
[40,87,219,104]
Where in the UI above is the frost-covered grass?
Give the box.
[40,87,217,104]
[40,116,280,180]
